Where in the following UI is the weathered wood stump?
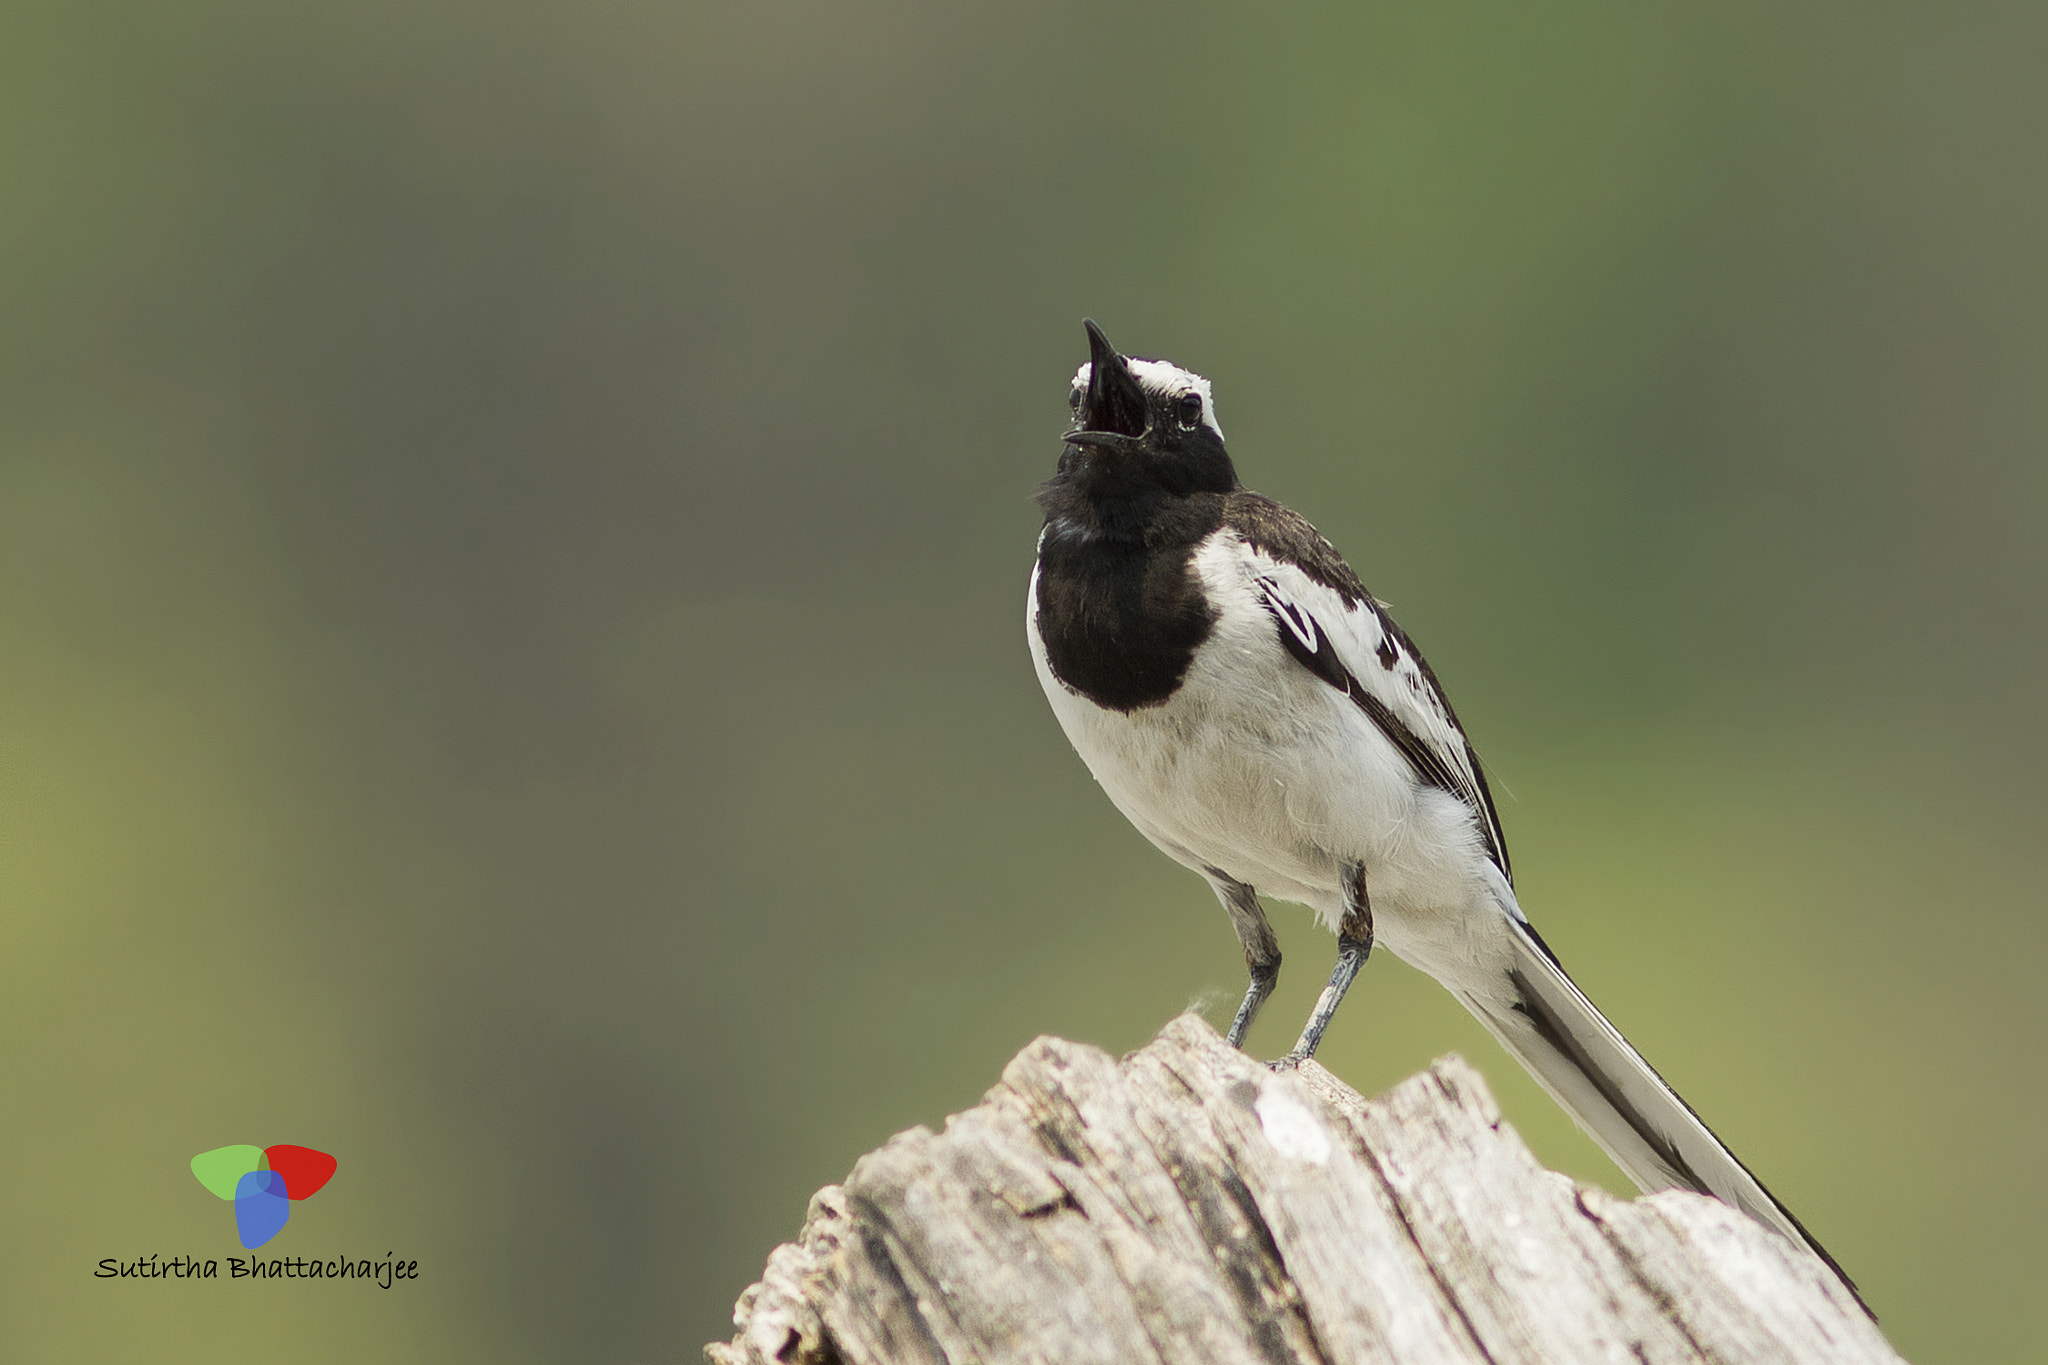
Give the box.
[708,1015,1902,1365]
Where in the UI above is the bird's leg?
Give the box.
[1276,863,1374,1067]
[1209,875,1280,1048]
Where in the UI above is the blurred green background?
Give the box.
[3,2,2043,1360]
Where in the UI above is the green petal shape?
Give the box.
[191,1144,265,1200]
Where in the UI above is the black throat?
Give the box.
[1032,465,1234,713]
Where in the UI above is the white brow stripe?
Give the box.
[1070,359,1223,440]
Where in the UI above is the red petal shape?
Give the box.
[264,1144,338,1200]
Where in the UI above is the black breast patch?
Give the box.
[1034,524,1220,712]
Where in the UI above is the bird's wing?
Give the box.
[1223,497,1510,882]
[1222,504,1869,1306]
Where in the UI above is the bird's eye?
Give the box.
[1174,394,1204,430]
[1069,386,1083,410]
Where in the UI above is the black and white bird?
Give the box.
[1027,319,1859,1300]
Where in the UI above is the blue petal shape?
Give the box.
[234,1169,291,1249]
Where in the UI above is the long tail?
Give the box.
[1451,913,1867,1312]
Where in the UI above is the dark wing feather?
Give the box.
[1229,495,1511,882]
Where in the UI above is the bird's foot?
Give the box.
[1265,1050,1311,1072]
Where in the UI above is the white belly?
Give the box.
[1026,554,1496,956]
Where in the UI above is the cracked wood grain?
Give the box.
[708,1015,1905,1365]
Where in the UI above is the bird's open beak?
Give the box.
[1066,319,1148,452]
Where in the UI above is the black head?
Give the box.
[1056,320,1238,498]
